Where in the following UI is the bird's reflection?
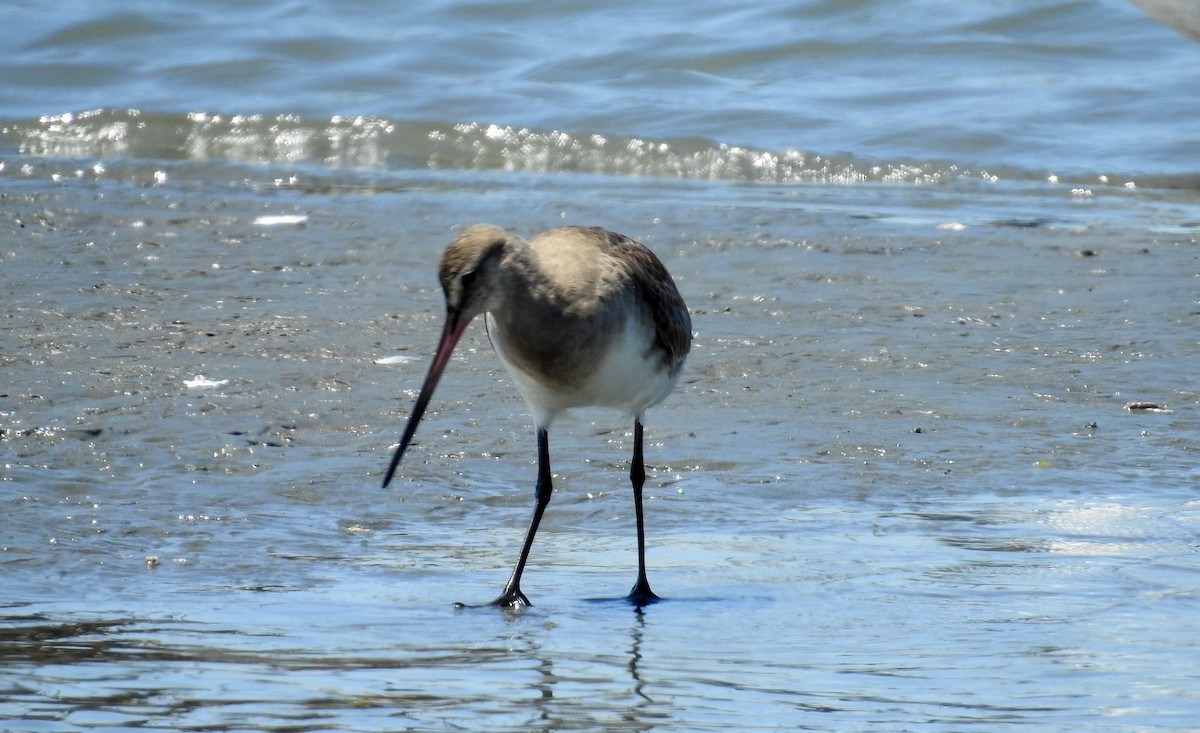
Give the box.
[499,602,668,728]
[627,606,654,703]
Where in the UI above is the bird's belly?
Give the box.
[487,313,679,427]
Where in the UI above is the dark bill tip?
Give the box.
[381,310,470,488]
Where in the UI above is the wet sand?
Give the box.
[3,164,1198,729]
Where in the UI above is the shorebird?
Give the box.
[382,224,691,608]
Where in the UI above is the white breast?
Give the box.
[486,312,680,428]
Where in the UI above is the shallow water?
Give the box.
[4,0,1200,730]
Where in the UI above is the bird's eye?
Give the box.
[460,269,477,289]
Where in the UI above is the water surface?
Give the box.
[3,1,1200,730]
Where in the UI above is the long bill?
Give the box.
[382,309,470,488]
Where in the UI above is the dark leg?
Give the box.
[491,427,552,608]
[627,420,660,606]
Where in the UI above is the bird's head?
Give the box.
[438,223,514,323]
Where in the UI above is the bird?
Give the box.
[382,223,691,609]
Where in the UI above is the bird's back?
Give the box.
[487,226,691,425]
[527,226,690,370]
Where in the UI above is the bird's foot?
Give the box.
[489,586,532,609]
[453,589,531,610]
[452,583,532,610]
[626,579,661,607]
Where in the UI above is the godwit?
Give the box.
[382,224,691,608]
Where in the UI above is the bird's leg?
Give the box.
[627,419,660,606]
[491,427,552,608]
